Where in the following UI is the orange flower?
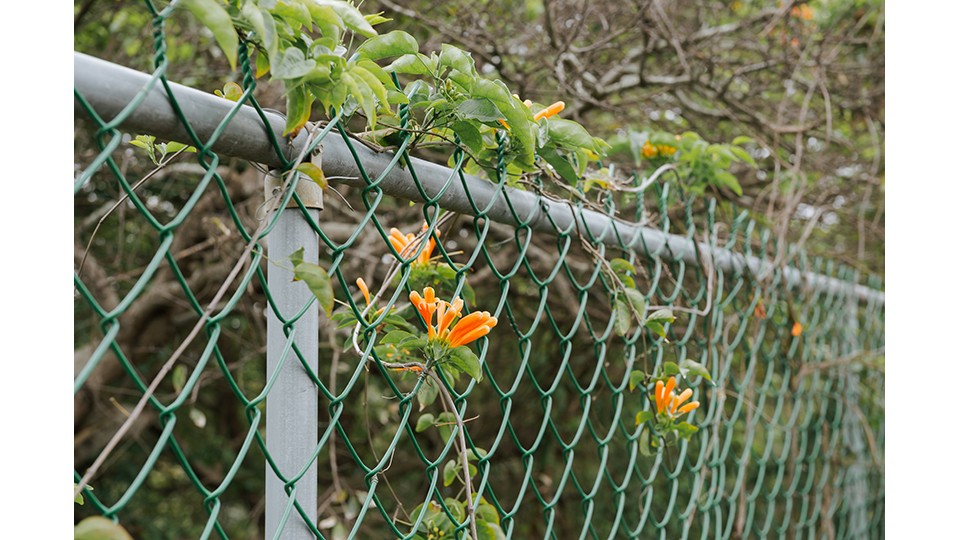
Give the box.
[408,287,497,348]
[791,322,803,337]
[641,141,658,158]
[655,144,677,156]
[388,223,435,264]
[655,377,699,417]
[533,101,565,121]
[446,310,497,348]
[356,277,371,305]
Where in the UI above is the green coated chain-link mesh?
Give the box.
[74,4,884,539]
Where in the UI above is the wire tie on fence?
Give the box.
[256,187,282,221]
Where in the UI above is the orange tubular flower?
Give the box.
[654,379,700,418]
[533,101,565,121]
[446,311,498,348]
[357,277,371,305]
[670,389,693,414]
[389,224,435,264]
[677,401,700,415]
[654,380,665,412]
[408,287,497,349]
[659,377,677,414]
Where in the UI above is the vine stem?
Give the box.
[379,360,478,540]
[425,368,479,540]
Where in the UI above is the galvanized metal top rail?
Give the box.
[74,51,884,304]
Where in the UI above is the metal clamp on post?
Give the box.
[264,143,324,210]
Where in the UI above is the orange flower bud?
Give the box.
[655,380,664,412]
[672,388,693,413]
[677,401,700,415]
[356,277,370,305]
[533,101,565,121]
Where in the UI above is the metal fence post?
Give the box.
[265,169,322,539]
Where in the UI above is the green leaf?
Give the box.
[385,53,438,75]
[445,346,482,381]
[467,448,487,461]
[74,517,134,540]
[256,50,271,78]
[435,412,457,442]
[216,82,244,102]
[288,247,305,267]
[662,362,680,377]
[172,364,187,393]
[381,330,418,345]
[476,521,503,540]
[241,3,278,63]
[271,0,312,29]
[539,147,580,184]
[349,65,390,114]
[614,297,631,336]
[450,121,483,155]
[714,171,743,196]
[357,30,419,60]
[272,48,317,80]
[181,0,238,71]
[679,359,713,383]
[341,71,377,130]
[609,258,635,276]
[295,162,327,190]
[629,370,646,391]
[365,11,392,25]
[437,498,463,525]
[623,287,646,317]
[165,141,196,154]
[475,500,500,525]
[731,136,755,145]
[635,410,654,425]
[646,309,675,325]
[415,414,435,432]
[293,262,334,316]
[545,118,596,151]
[74,483,85,505]
[418,381,438,407]
[312,0,377,37]
[675,421,699,439]
[128,137,153,152]
[447,69,476,92]
[282,83,314,137]
[645,321,666,338]
[728,145,757,167]
[443,460,459,486]
[456,98,507,123]
[306,4,343,43]
[639,429,655,457]
[439,44,474,74]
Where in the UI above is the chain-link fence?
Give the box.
[74,13,884,540]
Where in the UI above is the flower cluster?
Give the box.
[409,287,497,348]
[790,3,814,21]
[654,377,699,418]
[389,223,435,265]
[641,141,678,159]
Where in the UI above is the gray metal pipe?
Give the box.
[266,209,320,540]
[74,51,884,304]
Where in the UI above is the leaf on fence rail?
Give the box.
[357,30,419,60]
[181,0,237,71]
